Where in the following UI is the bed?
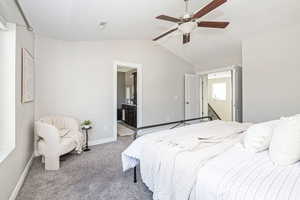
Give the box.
[194,144,300,200]
[122,120,252,200]
[123,115,300,200]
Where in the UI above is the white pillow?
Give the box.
[243,120,280,152]
[269,118,300,165]
[281,114,300,120]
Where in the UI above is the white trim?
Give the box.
[0,23,16,164]
[0,15,8,30]
[231,69,236,121]
[9,154,34,200]
[0,147,14,164]
[199,75,203,117]
[89,137,116,146]
[208,71,232,79]
[113,61,143,140]
[197,65,241,75]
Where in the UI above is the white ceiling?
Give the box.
[0,0,24,24]
[2,0,300,70]
[18,0,216,40]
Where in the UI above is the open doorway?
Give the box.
[113,61,142,139]
[198,66,243,122]
[206,71,232,121]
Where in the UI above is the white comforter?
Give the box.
[122,120,251,200]
[195,145,300,200]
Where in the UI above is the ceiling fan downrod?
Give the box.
[184,0,190,16]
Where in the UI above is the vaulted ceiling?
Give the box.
[157,0,300,70]
[1,0,299,71]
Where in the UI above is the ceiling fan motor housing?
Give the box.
[183,13,191,19]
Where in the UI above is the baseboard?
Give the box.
[89,137,116,146]
[9,153,34,200]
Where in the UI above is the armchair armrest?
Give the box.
[35,121,62,170]
[35,121,60,147]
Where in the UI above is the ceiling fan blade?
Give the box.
[183,33,190,44]
[156,15,181,23]
[153,28,178,41]
[193,0,227,19]
[197,21,229,28]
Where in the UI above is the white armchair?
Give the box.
[35,115,84,170]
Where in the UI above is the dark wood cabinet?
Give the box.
[117,109,122,121]
[133,72,137,105]
[122,104,137,128]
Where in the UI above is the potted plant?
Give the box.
[81,120,92,129]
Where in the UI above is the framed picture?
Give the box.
[22,48,34,103]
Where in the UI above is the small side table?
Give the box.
[82,126,92,151]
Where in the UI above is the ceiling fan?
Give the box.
[153,0,229,44]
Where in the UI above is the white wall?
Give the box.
[160,32,242,72]
[0,26,35,200]
[243,25,300,122]
[35,37,195,142]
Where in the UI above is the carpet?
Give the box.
[17,136,152,200]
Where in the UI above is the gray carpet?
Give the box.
[17,136,152,200]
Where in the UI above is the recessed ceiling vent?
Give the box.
[98,21,107,30]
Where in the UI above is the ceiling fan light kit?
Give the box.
[178,22,197,34]
[153,0,230,44]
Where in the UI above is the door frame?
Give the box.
[113,61,143,140]
[197,65,242,122]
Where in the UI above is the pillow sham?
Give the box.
[269,118,300,165]
[243,120,280,153]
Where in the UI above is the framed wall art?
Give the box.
[22,48,34,103]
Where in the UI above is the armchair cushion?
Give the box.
[59,129,70,137]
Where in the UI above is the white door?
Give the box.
[232,67,243,122]
[201,74,208,117]
[185,74,201,120]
